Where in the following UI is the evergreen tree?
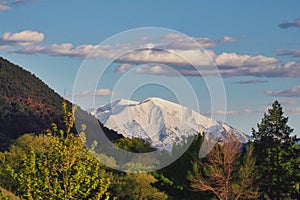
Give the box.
[252,100,294,144]
[252,100,299,199]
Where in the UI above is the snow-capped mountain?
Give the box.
[90,97,251,150]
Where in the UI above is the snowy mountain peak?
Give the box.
[91,97,250,150]
[117,98,139,105]
[143,97,175,104]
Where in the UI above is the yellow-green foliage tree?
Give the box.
[110,173,168,200]
[1,102,111,199]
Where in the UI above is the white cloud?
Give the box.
[118,48,215,67]
[1,30,44,46]
[212,52,294,77]
[130,51,300,78]
[7,32,300,78]
[135,65,171,75]
[14,41,300,78]
[11,33,231,60]
[114,63,132,73]
[215,52,279,67]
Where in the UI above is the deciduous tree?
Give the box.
[189,137,258,200]
[2,102,111,199]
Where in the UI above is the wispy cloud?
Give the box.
[278,18,300,29]
[205,109,254,116]
[0,45,9,50]
[73,88,114,97]
[13,43,96,57]
[278,99,298,105]
[11,0,33,5]
[257,105,300,115]
[234,80,268,84]
[207,103,300,117]
[286,107,300,115]
[277,49,300,57]
[94,89,114,96]
[265,85,300,97]
[220,36,236,43]
[0,0,40,11]
[0,2,11,10]
[159,33,236,49]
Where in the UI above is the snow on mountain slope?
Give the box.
[91,97,251,150]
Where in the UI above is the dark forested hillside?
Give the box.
[0,57,122,151]
[0,57,66,151]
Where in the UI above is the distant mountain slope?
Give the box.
[91,97,251,150]
[0,57,66,150]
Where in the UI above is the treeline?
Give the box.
[0,101,299,199]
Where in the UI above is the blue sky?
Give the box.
[1,0,300,136]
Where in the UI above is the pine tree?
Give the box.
[252,100,294,145]
[252,100,299,199]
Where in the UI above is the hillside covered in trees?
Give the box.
[0,57,66,151]
[0,57,122,151]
